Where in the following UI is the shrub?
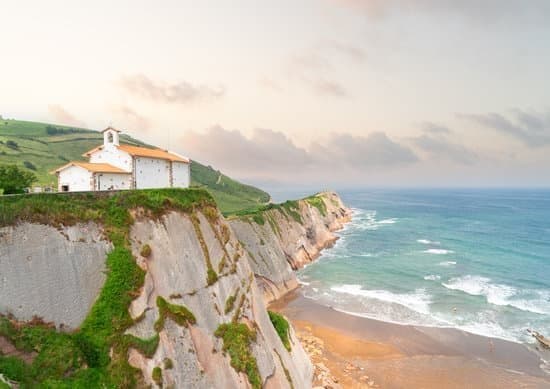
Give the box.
[154,296,196,332]
[207,268,218,286]
[214,323,260,389]
[5,140,18,150]
[152,366,162,386]
[0,164,37,194]
[268,311,291,351]
[23,161,37,171]
[224,289,239,314]
[163,358,173,370]
[140,244,152,258]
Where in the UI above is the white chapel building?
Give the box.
[53,127,190,192]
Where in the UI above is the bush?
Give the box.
[5,140,18,150]
[151,366,162,386]
[154,296,196,332]
[0,164,37,194]
[140,244,152,258]
[23,161,37,171]
[207,268,218,286]
[163,358,173,370]
[224,290,239,314]
[214,323,260,389]
[268,311,291,351]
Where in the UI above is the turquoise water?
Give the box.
[296,189,550,344]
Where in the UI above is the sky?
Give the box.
[1,0,550,190]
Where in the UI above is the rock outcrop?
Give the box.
[229,191,352,304]
[0,222,108,329]
[125,209,312,388]
[0,189,350,388]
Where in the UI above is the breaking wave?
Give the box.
[417,239,440,245]
[425,249,454,255]
[331,284,432,315]
[424,274,441,281]
[348,209,397,231]
[438,261,457,267]
[442,275,550,315]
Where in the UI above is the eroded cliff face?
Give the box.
[0,222,108,329]
[125,209,312,388]
[0,189,349,388]
[229,192,352,304]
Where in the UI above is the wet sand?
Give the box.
[270,290,550,389]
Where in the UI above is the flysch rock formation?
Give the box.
[229,191,352,304]
[125,210,312,388]
[0,222,109,329]
[0,190,350,388]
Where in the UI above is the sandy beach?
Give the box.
[270,289,550,389]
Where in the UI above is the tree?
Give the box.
[0,164,37,194]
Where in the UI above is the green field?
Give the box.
[0,118,270,213]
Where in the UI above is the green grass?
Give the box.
[228,199,303,225]
[154,296,196,332]
[0,188,212,387]
[214,323,261,389]
[0,118,270,213]
[224,288,240,315]
[304,194,327,216]
[191,160,270,214]
[151,366,162,386]
[268,311,291,352]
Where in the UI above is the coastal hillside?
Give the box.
[0,119,269,212]
[228,192,352,304]
[0,188,312,388]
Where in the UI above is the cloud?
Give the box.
[411,134,477,165]
[309,78,348,97]
[48,105,87,128]
[312,132,418,167]
[330,0,550,20]
[324,41,367,63]
[410,122,477,164]
[289,52,332,71]
[181,126,417,183]
[286,50,349,97]
[118,74,225,104]
[459,109,550,147]
[110,105,151,132]
[420,122,451,134]
[274,41,366,98]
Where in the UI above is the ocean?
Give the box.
[293,189,550,344]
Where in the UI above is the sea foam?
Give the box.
[425,249,454,255]
[438,261,457,267]
[424,274,441,281]
[442,275,550,315]
[417,239,440,245]
[331,284,432,315]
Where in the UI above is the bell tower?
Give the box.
[102,126,121,147]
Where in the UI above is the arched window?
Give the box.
[108,132,114,143]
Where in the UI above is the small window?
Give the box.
[108,132,114,143]
[61,185,69,192]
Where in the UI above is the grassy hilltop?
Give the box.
[0,118,269,213]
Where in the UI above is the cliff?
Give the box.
[228,192,352,304]
[0,189,350,388]
[0,189,312,388]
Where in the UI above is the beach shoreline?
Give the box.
[270,289,550,388]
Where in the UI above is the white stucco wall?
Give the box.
[96,173,132,191]
[172,162,190,188]
[58,166,92,192]
[89,146,132,172]
[135,157,171,189]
